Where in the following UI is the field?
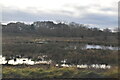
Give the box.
[3,66,119,78]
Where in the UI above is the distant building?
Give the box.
[0,56,7,64]
[8,58,34,65]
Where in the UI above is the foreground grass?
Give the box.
[2,66,118,78]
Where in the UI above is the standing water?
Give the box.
[85,44,119,50]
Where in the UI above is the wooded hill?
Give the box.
[2,21,119,45]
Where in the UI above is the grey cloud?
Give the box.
[79,13,117,28]
[2,7,117,29]
[100,7,117,12]
[69,4,117,15]
[58,10,74,15]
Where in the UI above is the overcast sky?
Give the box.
[0,0,119,29]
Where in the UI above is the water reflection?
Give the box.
[85,45,119,50]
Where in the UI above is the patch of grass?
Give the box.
[2,66,119,78]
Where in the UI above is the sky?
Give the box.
[0,0,119,29]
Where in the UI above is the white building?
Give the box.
[35,60,52,65]
[0,56,7,64]
[77,64,88,68]
[8,58,35,65]
[61,64,69,67]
